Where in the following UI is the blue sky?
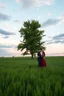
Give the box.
[0,0,64,57]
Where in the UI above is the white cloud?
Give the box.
[0,37,21,56]
[0,3,7,8]
[59,20,64,24]
[4,23,9,28]
[16,0,21,3]
[0,48,11,57]
[58,14,64,19]
[58,14,64,24]
[16,0,54,7]
[0,48,21,57]
[0,38,19,46]
[45,43,64,56]
[7,48,21,56]
[48,12,52,16]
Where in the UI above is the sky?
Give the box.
[0,0,64,57]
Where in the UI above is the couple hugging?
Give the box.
[37,48,46,67]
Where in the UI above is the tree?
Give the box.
[17,20,45,58]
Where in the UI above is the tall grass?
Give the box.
[0,56,64,96]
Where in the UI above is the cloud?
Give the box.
[52,33,64,43]
[4,23,9,27]
[14,20,21,22]
[16,0,21,3]
[42,18,61,27]
[45,43,64,56]
[58,14,64,24]
[42,14,64,27]
[0,48,12,57]
[16,0,54,8]
[52,34,64,40]
[0,29,16,38]
[0,3,7,8]
[0,48,21,57]
[0,38,20,46]
[3,36,9,38]
[46,33,64,44]
[48,13,52,16]
[46,52,64,56]
[0,44,17,48]
[0,12,11,21]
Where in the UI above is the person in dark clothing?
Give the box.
[37,48,43,67]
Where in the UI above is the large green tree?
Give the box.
[17,20,45,58]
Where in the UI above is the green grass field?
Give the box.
[0,56,64,96]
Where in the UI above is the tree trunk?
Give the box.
[31,53,34,59]
[31,54,33,58]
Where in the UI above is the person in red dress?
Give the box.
[40,50,46,67]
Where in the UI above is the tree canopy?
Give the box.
[17,20,46,58]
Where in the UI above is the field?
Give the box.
[0,56,64,96]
